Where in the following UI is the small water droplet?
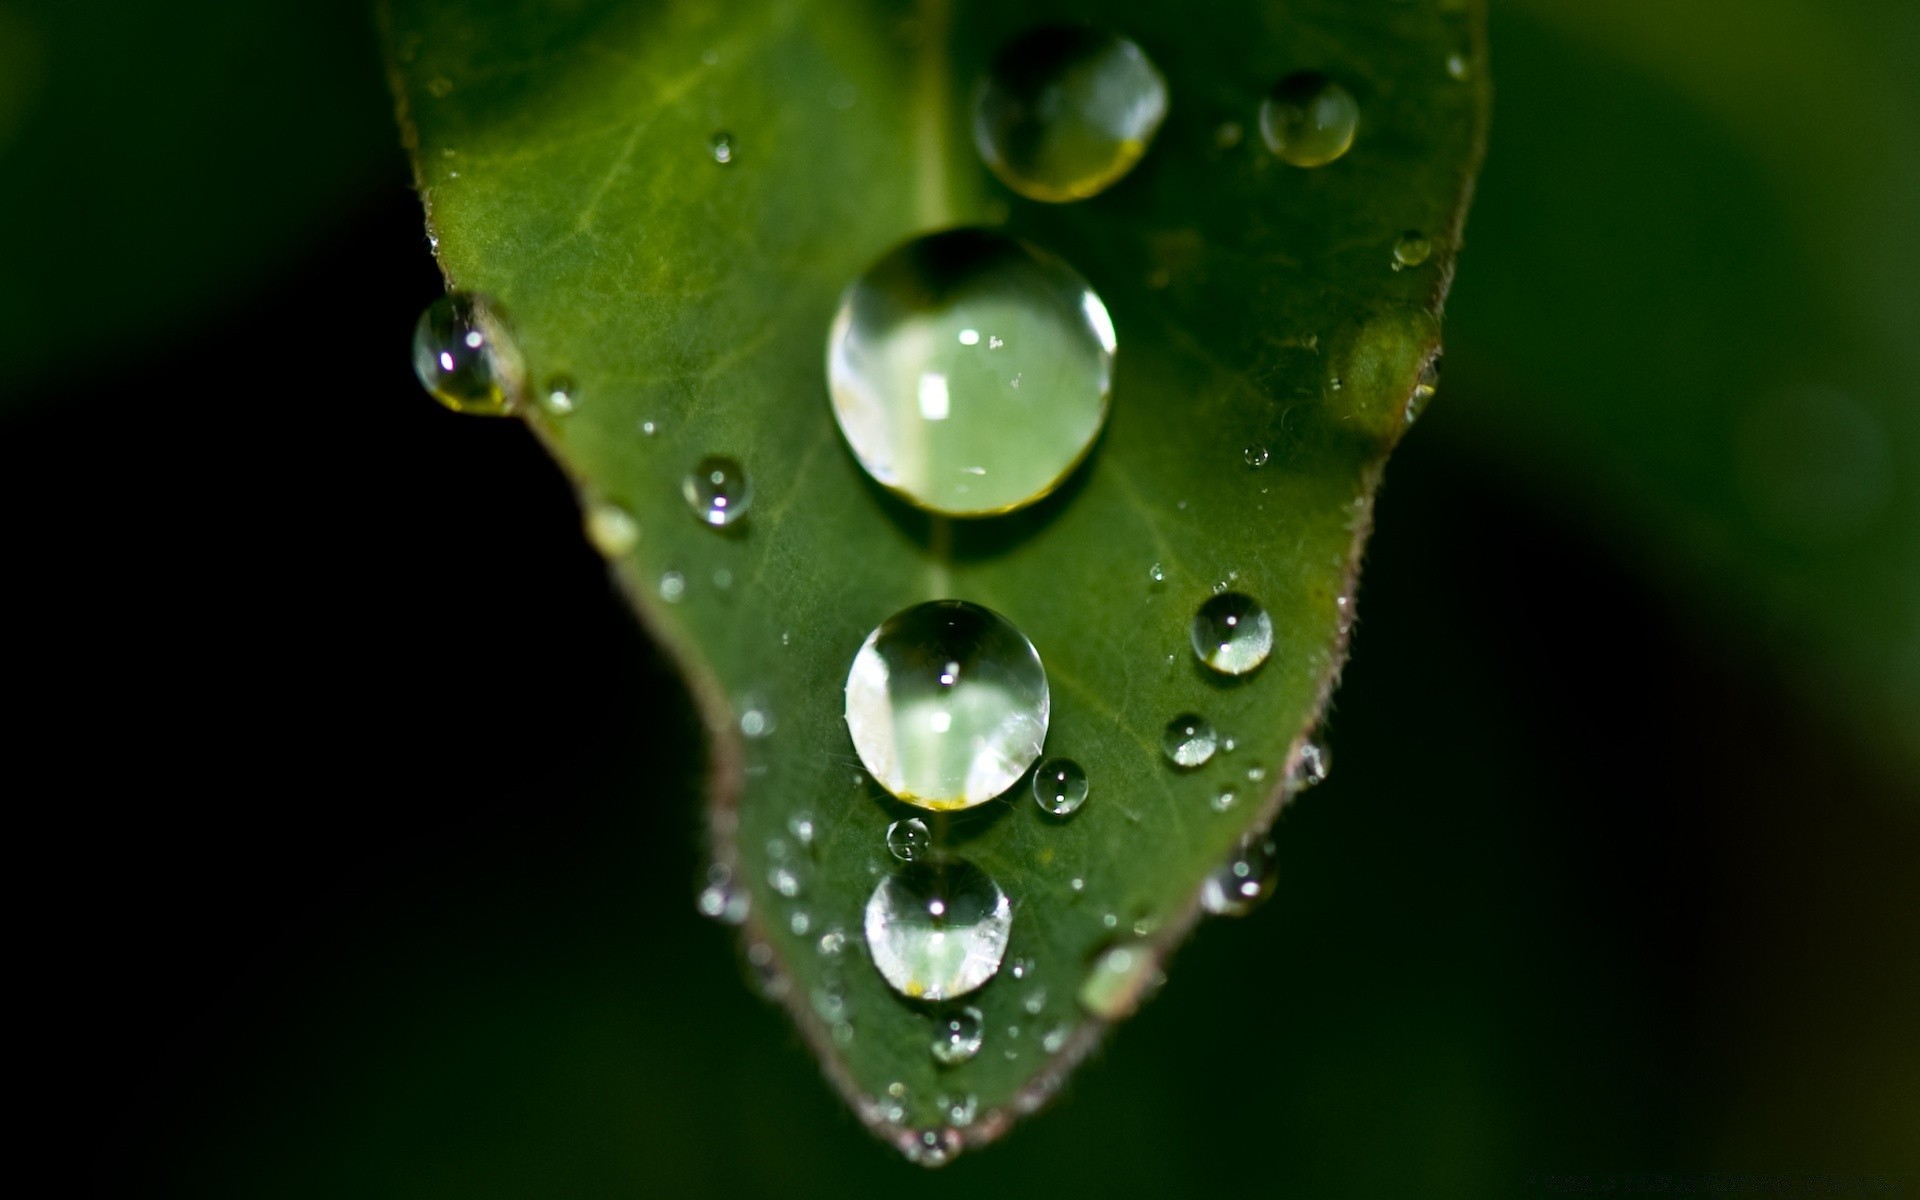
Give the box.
[739,700,775,739]
[1210,787,1237,813]
[411,293,524,415]
[886,817,931,862]
[787,811,814,847]
[541,375,577,416]
[1162,714,1218,768]
[1393,231,1433,269]
[1201,835,1280,916]
[1247,764,1269,784]
[1010,955,1033,980]
[811,980,849,1022]
[768,863,802,899]
[1031,757,1089,817]
[1070,877,1085,893]
[583,503,639,557]
[1190,592,1275,675]
[1149,562,1166,585]
[846,600,1049,810]
[697,865,750,924]
[790,909,813,936]
[1290,738,1331,790]
[932,1005,985,1066]
[683,455,753,527]
[831,1021,855,1046]
[1259,71,1358,168]
[903,1126,960,1168]
[828,229,1115,515]
[1446,52,1472,82]
[709,130,734,163]
[865,860,1014,1001]
[972,25,1168,202]
[1079,939,1163,1019]
[1102,911,1119,929]
[1022,987,1048,1016]
[640,420,658,437]
[1244,444,1270,468]
[658,570,686,603]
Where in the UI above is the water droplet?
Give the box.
[787,812,814,847]
[1259,72,1358,168]
[1244,444,1270,468]
[790,909,813,936]
[696,865,750,924]
[1392,231,1432,269]
[1290,738,1331,790]
[658,570,686,603]
[1210,787,1237,813]
[1010,955,1033,980]
[904,1126,961,1167]
[1102,911,1119,929]
[886,817,931,862]
[1162,714,1218,768]
[972,24,1168,203]
[1446,52,1472,82]
[1078,939,1162,1019]
[865,860,1013,1001]
[845,600,1049,809]
[1190,592,1274,676]
[831,1021,855,1047]
[828,229,1115,515]
[682,455,753,527]
[1070,877,1085,893]
[710,130,734,163]
[812,981,850,1022]
[947,1093,979,1126]
[541,375,577,416]
[1022,987,1048,1015]
[1031,757,1089,817]
[818,927,848,956]
[1246,764,1269,784]
[411,293,524,415]
[583,503,639,557]
[738,698,775,739]
[1201,835,1279,916]
[932,1005,985,1066]
[768,864,802,899]
[640,420,658,437]
[1148,562,1166,584]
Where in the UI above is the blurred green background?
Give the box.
[4,1,1914,1196]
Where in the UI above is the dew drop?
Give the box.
[768,863,802,899]
[696,865,750,925]
[1393,231,1433,269]
[1200,834,1279,917]
[931,1005,985,1066]
[787,811,814,846]
[1244,444,1270,468]
[886,817,932,862]
[1010,955,1034,980]
[1290,738,1331,790]
[740,702,775,739]
[1042,1025,1069,1053]
[1031,757,1089,817]
[583,503,639,558]
[709,130,734,163]
[1162,714,1218,768]
[1148,562,1166,584]
[1190,591,1274,675]
[1022,987,1048,1016]
[640,420,659,437]
[541,375,577,416]
[845,600,1049,810]
[1259,71,1358,168]
[818,927,848,957]
[1446,52,1473,82]
[682,455,753,527]
[972,24,1168,203]
[1210,788,1237,813]
[658,570,686,603]
[411,293,524,415]
[864,860,1014,1001]
[1078,939,1163,1019]
[827,229,1115,515]
[790,910,813,936]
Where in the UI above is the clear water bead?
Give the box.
[411,292,524,415]
[845,600,1049,810]
[1162,713,1218,768]
[1200,835,1280,916]
[932,1005,986,1066]
[1290,738,1331,790]
[1190,591,1274,676]
[583,504,638,557]
[864,860,1013,1001]
[683,456,753,527]
[826,228,1115,515]
[886,817,932,862]
[972,24,1168,203]
[1259,72,1359,168]
[1031,757,1089,817]
[696,865,750,925]
[710,131,734,163]
[1244,445,1270,468]
[541,375,576,416]
[1393,231,1433,269]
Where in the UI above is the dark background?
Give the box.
[4,2,1915,1196]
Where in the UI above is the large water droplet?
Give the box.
[1162,713,1218,768]
[826,228,1115,516]
[931,1005,985,1066]
[972,24,1168,203]
[1200,834,1279,916]
[864,860,1013,1001]
[1259,72,1358,168]
[1190,592,1274,676]
[845,600,1049,810]
[887,817,932,862]
[1031,757,1089,817]
[683,455,753,527]
[411,293,524,415]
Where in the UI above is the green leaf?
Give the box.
[384,0,1487,1160]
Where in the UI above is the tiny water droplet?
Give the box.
[640,420,658,436]
[1031,757,1089,817]
[1446,52,1472,82]
[865,860,1013,1001]
[790,910,813,937]
[1163,714,1218,768]
[845,600,1049,810]
[932,1005,985,1066]
[972,24,1168,203]
[787,812,814,847]
[1259,71,1358,168]
[811,981,849,1022]
[683,455,753,527]
[828,229,1115,515]
[411,293,524,415]
[697,865,750,924]
[739,700,775,739]
[1201,835,1279,917]
[709,130,734,163]
[658,570,686,602]
[1290,738,1331,790]
[886,817,932,862]
[583,504,639,557]
[1210,787,1237,813]
[831,1021,855,1046]
[541,375,577,416]
[1247,764,1269,784]
[1042,1024,1069,1052]
[817,927,848,956]
[1079,939,1162,1019]
[1393,231,1433,269]
[1102,911,1119,929]
[768,863,802,899]
[1022,987,1048,1016]
[1070,877,1085,893]
[1148,562,1166,584]
[1010,955,1033,980]
[1244,444,1270,468]
[1191,592,1274,675]
[904,1126,960,1167]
